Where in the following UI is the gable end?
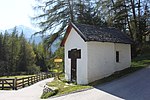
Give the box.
[60,23,87,46]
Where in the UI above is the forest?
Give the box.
[0,27,64,76]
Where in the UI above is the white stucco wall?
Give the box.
[87,42,131,83]
[87,42,115,83]
[114,43,131,71]
[64,28,88,84]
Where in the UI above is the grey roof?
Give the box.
[73,23,133,44]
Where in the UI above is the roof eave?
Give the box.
[86,40,133,44]
[60,23,72,47]
[71,23,88,42]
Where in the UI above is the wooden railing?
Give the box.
[0,73,51,90]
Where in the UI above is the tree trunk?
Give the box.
[67,0,74,22]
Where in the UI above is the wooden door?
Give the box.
[71,57,77,82]
[68,49,81,82]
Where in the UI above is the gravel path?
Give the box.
[0,78,54,100]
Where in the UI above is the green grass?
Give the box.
[47,79,91,96]
[41,73,91,98]
[131,54,150,68]
[42,54,150,98]
[41,90,58,99]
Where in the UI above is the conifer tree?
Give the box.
[33,0,106,50]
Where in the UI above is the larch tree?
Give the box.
[32,0,106,50]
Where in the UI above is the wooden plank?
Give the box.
[4,80,13,88]
[17,82,23,85]
[17,84,23,88]
[0,86,12,88]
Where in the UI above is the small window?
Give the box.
[116,51,119,62]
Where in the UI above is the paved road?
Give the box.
[1,67,150,100]
[0,78,54,100]
[50,67,150,100]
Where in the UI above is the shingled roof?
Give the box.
[61,23,133,46]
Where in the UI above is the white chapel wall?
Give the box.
[114,43,131,71]
[87,42,115,83]
[64,28,88,84]
[87,42,131,83]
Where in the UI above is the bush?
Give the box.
[27,64,40,74]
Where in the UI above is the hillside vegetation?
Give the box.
[0,28,50,76]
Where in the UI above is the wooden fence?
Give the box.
[0,73,51,90]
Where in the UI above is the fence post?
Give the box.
[46,73,48,78]
[36,75,38,81]
[39,75,40,81]
[38,75,40,81]
[42,74,44,80]
[44,74,45,79]
[37,75,38,81]
[34,76,35,83]
[13,77,17,90]
[40,74,43,80]
[43,74,44,79]
[2,79,4,90]
[35,75,37,82]
[28,77,30,86]
[22,78,24,88]
[39,75,41,81]
[31,76,33,84]
[44,74,46,79]
[37,75,39,82]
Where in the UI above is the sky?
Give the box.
[0,0,35,30]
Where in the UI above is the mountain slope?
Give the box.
[0,25,42,44]
[7,25,36,38]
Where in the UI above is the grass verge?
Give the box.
[47,79,91,96]
[41,90,58,99]
[42,54,150,98]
